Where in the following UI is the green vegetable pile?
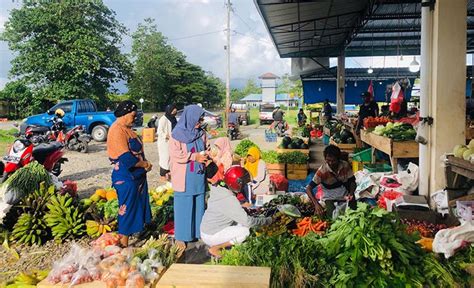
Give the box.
[373,122,417,141]
[3,161,52,201]
[220,234,329,288]
[279,151,308,165]
[234,139,258,157]
[103,199,119,219]
[262,151,282,164]
[219,203,469,287]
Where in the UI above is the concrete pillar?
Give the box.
[429,0,467,194]
[336,55,345,114]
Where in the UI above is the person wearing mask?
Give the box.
[356,92,379,134]
[107,101,152,247]
[297,108,307,127]
[157,104,178,181]
[241,147,269,197]
[323,99,333,123]
[305,145,356,218]
[201,165,272,257]
[210,137,233,172]
[169,105,209,248]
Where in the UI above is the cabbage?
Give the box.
[463,148,474,160]
[469,139,474,150]
[454,145,468,158]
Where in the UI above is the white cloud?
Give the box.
[0,77,8,90]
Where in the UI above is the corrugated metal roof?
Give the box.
[255,0,474,58]
[241,94,262,101]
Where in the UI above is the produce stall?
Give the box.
[361,129,419,173]
[334,115,362,147]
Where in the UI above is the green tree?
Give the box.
[1,0,131,108]
[0,81,38,118]
[231,78,261,102]
[129,19,224,110]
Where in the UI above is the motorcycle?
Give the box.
[274,120,288,137]
[1,137,68,183]
[25,117,91,153]
[227,123,239,140]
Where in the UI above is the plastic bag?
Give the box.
[377,190,403,210]
[269,174,288,191]
[433,221,474,258]
[277,204,301,217]
[126,272,146,288]
[355,172,384,199]
[92,232,120,249]
[397,162,419,193]
[0,201,12,224]
[70,268,93,286]
[332,201,348,220]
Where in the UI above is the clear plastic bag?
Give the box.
[277,204,302,217]
[69,268,93,286]
[126,272,146,288]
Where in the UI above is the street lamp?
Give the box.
[367,67,374,74]
[139,98,144,110]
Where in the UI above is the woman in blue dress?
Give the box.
[107,101,152,247]
[169,105,209,248]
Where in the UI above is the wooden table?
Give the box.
[329,137,357,153]
[157,264,271,288]
[361,130,419,173]
[276,148,310,155]
[445,155,474,189]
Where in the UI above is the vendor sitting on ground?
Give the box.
[240,147,269,199]
[200,164,272,257]
[305,145,356,218]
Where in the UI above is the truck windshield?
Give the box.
[51,102,73,113]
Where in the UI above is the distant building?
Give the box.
[241,72,300,107]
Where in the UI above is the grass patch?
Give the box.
[0,129,17,154]
[250,108,298,126]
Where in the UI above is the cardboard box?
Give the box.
[142,128,156,143]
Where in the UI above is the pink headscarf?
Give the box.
[213,137,233,171]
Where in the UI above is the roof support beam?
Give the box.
[269,10,363,29]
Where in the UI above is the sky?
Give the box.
[0,0,471,91]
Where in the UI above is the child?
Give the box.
[200,164,272,257]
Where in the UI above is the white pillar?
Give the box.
[429,0,467,194]
[418,0,434,196]
[336,54,345,114]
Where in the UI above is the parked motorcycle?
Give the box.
[1,137,68,183]
[24,117,91,153]
[227,123,239,140]
[274,120,288,137]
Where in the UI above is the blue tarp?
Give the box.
[303,79,414,104]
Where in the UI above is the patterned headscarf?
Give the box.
[114,100,138,118]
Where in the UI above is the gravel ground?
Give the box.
[0,124,323,283]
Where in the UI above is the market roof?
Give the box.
[259,72,280,79]
[254,0,474,58]
[300,66,474,81]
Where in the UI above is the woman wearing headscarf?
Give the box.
[210,137,233,172]
[157,104,178,181]
[107,101,152,247]
[242,147,269,197]
[169,105,209,247]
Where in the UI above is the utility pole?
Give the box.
[225,0,231,125]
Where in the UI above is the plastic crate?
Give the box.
[265,130,277,142]
[352,161,370,173]
[353,148,372,162]
[363,163,392,173]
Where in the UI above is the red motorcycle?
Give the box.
[25,117,91,153]
[1,137,67,183]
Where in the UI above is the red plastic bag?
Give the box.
[269,174,288,191]
[378,190,403,209]
[163,221,175,235]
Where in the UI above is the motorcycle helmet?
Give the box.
[224,166,251,193]
[55,108,65,118]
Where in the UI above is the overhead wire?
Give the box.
[168,30,225,41]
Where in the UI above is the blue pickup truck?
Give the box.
[20,99,143,142]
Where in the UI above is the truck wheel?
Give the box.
[92,125,108,142]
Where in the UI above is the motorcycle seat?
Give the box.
[28,125,50,133]
[33,141,63,163]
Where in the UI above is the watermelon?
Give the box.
[288,143,298,149]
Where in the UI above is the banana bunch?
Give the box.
[44,194,85,240]
[6,270,49,287]
[150,184,174,207]
[20,184,54,214]
[11,212,48,245]
[86,219,116,238]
